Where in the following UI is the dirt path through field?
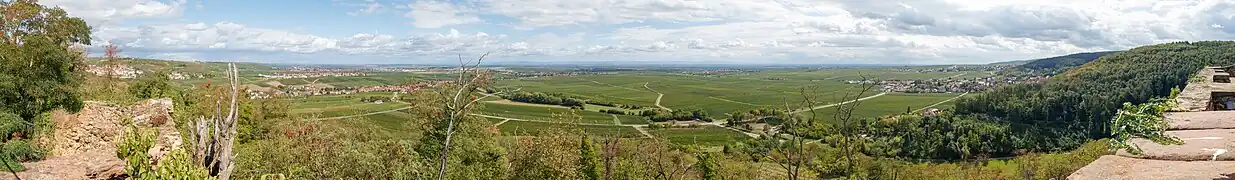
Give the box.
[708,96,765,106]
[912,92,969,112]
[789,92,888,114]
[472,113,654,138]
[304,100,412,121]
[644,82,672,111]
[577,77,645,92]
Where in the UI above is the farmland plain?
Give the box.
[280,67,989,147]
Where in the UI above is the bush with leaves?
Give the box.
[116,125,157,178]
[1108,88,1184,155]
[129,71,174,99]
[116,125,215,179]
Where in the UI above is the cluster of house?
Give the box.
[169,72,201,80]
[257,72,366,79]
[276,80,452,97]
[85,64,144,79]
[877,76,1048,93]
[888,65,1011,73]
[680,69,758,76]
[502,71,617,78]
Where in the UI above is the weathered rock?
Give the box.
[1116,129,1235,161]
[1069,155,1235,180]
[47,101,125,157]
[0,149,126,180]
[1166,111,1235,130]
[1174,66,1235,112]
[129,98,173,127]
[16,98,182,180]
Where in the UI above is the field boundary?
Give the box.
[790,92,889,114]
[912,92,969,112]
[475,113,655,138]
[577,77,646,92]
[707,96,766,106]
[304,106,412,122]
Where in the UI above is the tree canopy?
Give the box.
[0,0,92,121]
[956,41,1235,151]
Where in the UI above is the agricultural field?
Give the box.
[648,126,752,146]
[283,92,406,118]
[497,121,645,138]
[495,69,986,117]
[800,92,966,122]
[272,67,988,147]
[477,101,645,125]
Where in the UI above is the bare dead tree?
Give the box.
[190,63,241,180]
[830,74,877,176]
[103,42,122,78]
[600,135,621,180]
[638,139,696,179]
[433,53,516,180]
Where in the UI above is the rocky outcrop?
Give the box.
[1073,104,1235,179]
[1174,66,1235,112]
[1165,111,1235,130]
[13,98,183,180]
[1069,155,1235,180]
[1115,129,1235,161]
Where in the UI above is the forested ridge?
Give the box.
[954,41,1235,152]
[1009,51,1120,74]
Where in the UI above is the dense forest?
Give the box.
[954,41,1235,152]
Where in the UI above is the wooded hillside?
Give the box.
[956,41,1235,150]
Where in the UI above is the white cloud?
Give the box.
[94,22,338,54]
[40,0,186,25]
[405,1,483,28]
[57,0,1235,64]
[339,0,385,16]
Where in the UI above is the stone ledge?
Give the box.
[1166,111,1235,130]
[1069,155,1235,180]
[1116,129,1235,161]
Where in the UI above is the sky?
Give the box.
[35,0,1235,65]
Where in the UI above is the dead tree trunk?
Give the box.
[190,63,241,180]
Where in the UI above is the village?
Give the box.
[876,75,1049,93]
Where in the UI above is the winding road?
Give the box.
[644,82,671,111]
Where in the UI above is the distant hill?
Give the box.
[986,59,1032,66]
[1008,51,1121,74]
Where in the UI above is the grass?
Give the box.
[649,126,751,146]
[498,121,645,138]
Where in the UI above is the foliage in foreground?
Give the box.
[956,41,1235,151]
[116,125,215,180]
[1108,88,1184,155]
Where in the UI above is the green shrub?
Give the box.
[129,71,173,99]
[116,125,215,180]
[116,126,157,178]
[1109,88,1183,155]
